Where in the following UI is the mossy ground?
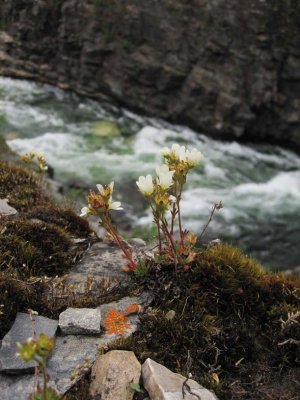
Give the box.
[0,162,94,338]
[1,161,299,400]
[0,161,48,210]
[108,244,300,400]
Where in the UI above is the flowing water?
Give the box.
[1,77,300,270]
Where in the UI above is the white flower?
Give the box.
[155,164,170,175]
[80,206,90,217]
[172,144,187,161]
[96,182,114,196]
[136,175,154,196]
[156,164,174,189]
[161,147,171,156]
[108,201,123,211]
[185,148,203,167]
[161,143,186,161]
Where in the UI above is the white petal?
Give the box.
[96,183,104,195]
[156,164,169,176]
[80,207,89,217]
[110,201,123,210]
[161,147,171,156]
[136,175,154,195]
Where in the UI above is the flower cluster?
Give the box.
[80,182,122,217]
[80,143,218,271]
[21,151,48,173]
[17,333,54,362]
[80,182,136,271]
[162,143,203,176]
[17,333,59,400]
[136,143,203,265]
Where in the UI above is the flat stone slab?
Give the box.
[65,241,132,293]
[0,293,153,399]
[0,198,17,216]
[0,335,105,400]
[142,358,219,400]
[0,313,58,374]
[59,308,101,335]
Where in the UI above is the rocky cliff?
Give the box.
[0,0,299,149]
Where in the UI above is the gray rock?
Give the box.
[142,358,218,400]
[90,350,141,400]
[0,293,153,399]
[0,198,17,216]
[65,241,132,294]
[0,312,58,374]
[0,374,35,400]
[45,178,65,202]
[59,308,101,335]
[99,292,153,338]
[127,238,147,248]
[0,335,105,400]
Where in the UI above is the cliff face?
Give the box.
[0,0,299,148]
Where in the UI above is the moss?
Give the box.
[0,234,45,277]
[267,303,300,365]
[108,244,300,400]
[25,205,92,238]
[0,272,39,338]
[0,161,47,211]
[0,220,73,276]
[63,372,91,400]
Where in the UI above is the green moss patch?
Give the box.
[1,220,73,277]
[109,244,300,399]
[0,272,40,338]
[0,161,99,339]
[25,205,91,238]
[0,161,47,211]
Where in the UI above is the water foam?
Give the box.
[2,77,300,269]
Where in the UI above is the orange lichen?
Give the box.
[125,303,141,315]
[103,308,132,335]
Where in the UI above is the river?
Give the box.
[1,77,300,270]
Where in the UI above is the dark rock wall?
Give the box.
[0,0,299,148]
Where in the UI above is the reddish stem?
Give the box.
[103,215,136,270]
[176,181,185,246]
[161,217,178,264]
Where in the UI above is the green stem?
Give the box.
[41,357,47,400]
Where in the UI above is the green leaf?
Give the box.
[129,382,144,393]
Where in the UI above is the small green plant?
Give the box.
[133,260,151,277]
[17,333,60,400]
[129,382,144,393]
